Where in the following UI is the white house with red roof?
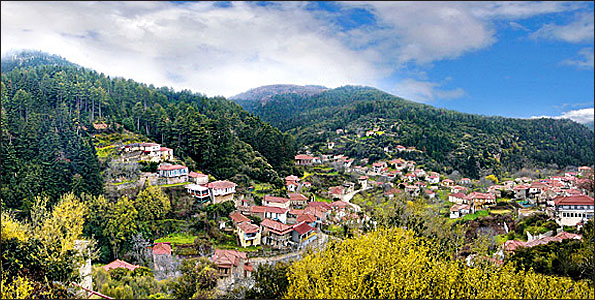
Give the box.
[295,154,314,166]
[450,203,472,219]
[288,193,309,208]
[460,178,471,185]
[207,180,237,204]
[263,195,290,210]
[188,172,209,185]
[578,166,592,176]
[236,221,261,248]
[251,206,288,224]
[329,186,345,199]
[441,179,455,187]
[396,145,406,152]
[553,195,594,226]
[465,192,496,207]
[358,176,369,189]
[159,147,173,161]
[152,243,173,274]
[449,192,467,204]
[158,164,189,184]
[372,161,387,174]
[426,175,439,184]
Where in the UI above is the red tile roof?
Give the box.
[230,211,251,224]
[158,164,188,171]
[289,209,304,216]
[152,243,172,255]
[207,180,237,189]
[295,154,314,160]
[251,206,288,214]
[213,249,246,268]
[237,221,260,234]
[297,213,317,223]
[261,218,293,235]
[189,171,208,178]
[329,186,344,195]
[465,192,495,201]
[263,195,290,204]
[293,221,315,235]
[289,193,308,202]
[330,200,350,209]
[160,147,173,151]
[285,175,300,181]
[554,195,593,206]
[306,202,331,210]
[449,192,466,199]
[102,259,141,272]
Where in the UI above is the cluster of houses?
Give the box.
[121,142,173,162]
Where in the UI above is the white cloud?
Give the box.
[1,1,385,97]
[392,78,466,103]
[0,1,588,97]
[562,47,594,69]
[531,12,594,43]
[531,107,595,124]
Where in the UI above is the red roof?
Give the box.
[237,221,260,234]
[207,180,237,189]
[285,175,300,181]
[230,211,251,223]
[159,147,172,151]
[513,184,530,190]
[263,195,290,204]
[251,206,288,214]
[261,218,293,235]
[329,186,344,195]
[295,154,314,160]
[189,171,208,178]
[359,176,368,180]
[293,221,315,235]
[141,142,159,147]
[297,213,317,223]
[289,209,304,216]
[158,164,188,171]
[213,249,246,268]
[372,162,385,167]
[554,195,593,206]
[449,192,466,199]
[152,243,172,255]
[307,202,331,210]
[465,192,495,200]
[289,193,308,202]
[442,179,454,183]
[102,259,140,272]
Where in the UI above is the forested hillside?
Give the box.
[1,51,297,213]
[234,85,594,178]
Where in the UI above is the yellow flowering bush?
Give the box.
[285,227,594,299]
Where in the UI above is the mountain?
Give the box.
[233,85,594,178]
[230,84,328,104]
[1,52,297,211]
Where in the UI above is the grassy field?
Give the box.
[111,179,136,185]
[462,210,489,221]
[490,209,512,215]
[154,232,197,245]
[160,181,191,188]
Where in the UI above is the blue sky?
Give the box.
[1,1,593,123]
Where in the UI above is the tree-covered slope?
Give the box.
[234,85,594,178]
[1,51,297,212]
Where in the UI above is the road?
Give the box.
[340,187,372,211]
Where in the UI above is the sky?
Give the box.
[1,1,593,123]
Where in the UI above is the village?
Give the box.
[90,125,595,295]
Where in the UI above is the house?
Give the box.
[296,213,317,227]
[450,203,472,219]
[372,162,387,174]
[212,250,253,279]
[207,180,237,204]
[263,195,291,209]
[302,181,312,188]
[230,211,251,225]
[295,154,315,166]
[391,158,407,170]
[329,186,345,199]
[553,195,594,226]
[251,206,288,224]
[286,181,299,192]
[465,192,496,207]
[312,157,322,164]
[513,184,530,199]
[141,142,162,161]
[424,189,436,199]
[460,178,471,185]
[414,169,426,178]
[159,147,173,161]
[185,183,211,203]
[102,259,141,272]
[327,141,335,149]
[503,231,582,252]
[441,179,455,187]
[305,202,332,223]
[450,185,468,194]
[343,159,354,169]
[188,172,209,185]
[236,221,261,248]
[291,221,316,246]
[405,173,416,182]
[285,175,300,185]
[449,193,466,204]
[578,166,592,176]
[528,182,548,199]
[152,243,172,273]
[158,164,189,184]
[405,185,420,197]
[288,193,309,208]
[396,145,406,152]
[427,175,439,184]
[260,218,294,249]
[343,182,355,193]
[358,176,369,189]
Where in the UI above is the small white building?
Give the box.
[554,195,594,226]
